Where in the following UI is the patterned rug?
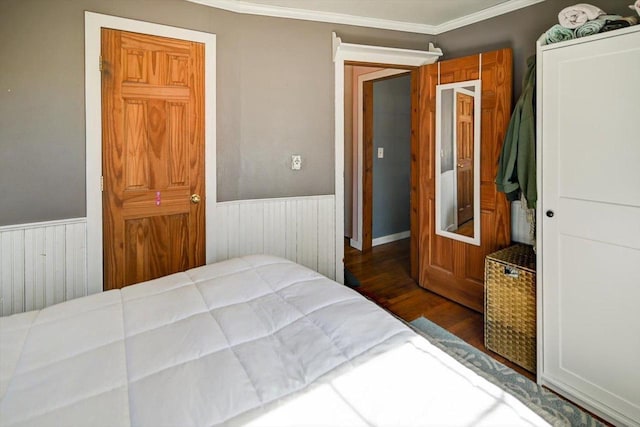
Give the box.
[409,317,604,427]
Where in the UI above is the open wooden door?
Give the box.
[412,49,512,312]
[456,91,474,227]
[101,29,206,290]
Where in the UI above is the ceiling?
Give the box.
[187,0,545,34]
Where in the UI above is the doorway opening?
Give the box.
[343,64,412,288]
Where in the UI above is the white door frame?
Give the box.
[333,33,441,281]
[84,12,216,294]
[350,68,410,251]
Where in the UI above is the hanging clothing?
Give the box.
[496,55,537,210]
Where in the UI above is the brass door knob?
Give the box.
[190,194,201,204]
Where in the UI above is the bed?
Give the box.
[0,255,551,426]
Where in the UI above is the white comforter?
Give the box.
[0,255,551,426]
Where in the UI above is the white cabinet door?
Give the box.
[540,28,640,427]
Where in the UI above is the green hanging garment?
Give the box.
[495,55,537,210]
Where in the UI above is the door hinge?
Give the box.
[100,175,104,192]
[99,55,103,72]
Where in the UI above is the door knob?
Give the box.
[190,194,201,204]
[546,210,554,218]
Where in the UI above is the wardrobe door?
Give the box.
[539,28,640,426]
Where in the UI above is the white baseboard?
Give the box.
[349,238,362,251]
[372,230,410,247]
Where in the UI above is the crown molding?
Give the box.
[435,0,545,34]
[187,0,545,35]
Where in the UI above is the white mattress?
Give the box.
[0,255,551,426]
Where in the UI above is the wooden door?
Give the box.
[101,29,205,290]
[540,29,640,424]
[414,49,512,312]
[362,80,374,251]
[455,92,474,226]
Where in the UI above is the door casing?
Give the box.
[333,33,442,283]
[84,12,216,294]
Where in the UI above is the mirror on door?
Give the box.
[435,79,481,246]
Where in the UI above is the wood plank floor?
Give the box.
[344,237,535,380]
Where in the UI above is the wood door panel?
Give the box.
[123,214,190,287]
[416,49,512,312]
[124,100,150,189]
[121,83,190,100]
[102,29,205,290]
[124,218,148,286]
[168,102,188,185]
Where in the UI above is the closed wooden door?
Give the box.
[414,49,512,312]
[101,29,205,290]
[456,91,474,226]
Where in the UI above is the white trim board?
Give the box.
[372,231,410,247]
[333,33,441,282]
[84,12,217,294]
[0,218,86,233]
[186,0,544,35]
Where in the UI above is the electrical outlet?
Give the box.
[377,147,384,158]
[291,155,302,170]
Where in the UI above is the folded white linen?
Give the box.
[558,3,605,28]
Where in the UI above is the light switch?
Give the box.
[377,147,384,158]
[291,155,302,170]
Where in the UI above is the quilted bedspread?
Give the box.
[0,255,551,426]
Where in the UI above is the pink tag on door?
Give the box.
[156,191,161,206]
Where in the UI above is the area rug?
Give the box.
[344,268,360,288]
[409,317,605,427]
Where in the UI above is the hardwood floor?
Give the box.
[344,237,535,380]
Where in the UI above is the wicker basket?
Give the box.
[484,244,536,373]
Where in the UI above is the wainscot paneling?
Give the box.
[214,195,336,279]
[0,218,87,316]
[1,196,336,316]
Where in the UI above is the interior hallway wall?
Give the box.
[372,74,411,239]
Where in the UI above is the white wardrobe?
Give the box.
[537,26,640,426]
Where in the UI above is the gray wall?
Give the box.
[0,0,633,226]
[0,0,431,226]
[434,0,632,100]
[372,75,411,239]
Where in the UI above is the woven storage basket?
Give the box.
[484,244,536,373]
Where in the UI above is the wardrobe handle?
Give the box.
[546,210,555,218]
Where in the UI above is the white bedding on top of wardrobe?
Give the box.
[0,255,551,426]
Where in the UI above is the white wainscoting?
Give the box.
[213,195,336,280]
[0,218,87,316]
[0,196,336,316]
